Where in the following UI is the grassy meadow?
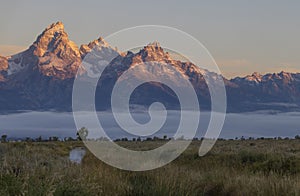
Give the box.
[0,139,299,195]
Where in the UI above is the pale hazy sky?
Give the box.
[0,0,299,78]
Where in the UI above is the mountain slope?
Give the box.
[0,56,8,81]
[0,22,82,110]
[228,71,300,111]
[30,21,82,79]
[94,42,221,110]
[0,22,300,112]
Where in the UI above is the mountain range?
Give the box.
[1,22,300,113]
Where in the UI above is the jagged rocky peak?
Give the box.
[232,71,298,86]
[28,21,83,79]
[278,71,293,78]
[144,41,162,49]
[252,72,262,77]
[122,41,208,78]
[244,72,263,83]
[141,42,164,53]
[80,37,113,58]
[136,41,171,62]
[32,21,80,57]
[88,37,109,48]
[261,71,294,81]
[45,21,65,33]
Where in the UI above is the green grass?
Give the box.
[0,139,299,195]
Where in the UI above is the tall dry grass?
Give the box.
[0,140,299,195]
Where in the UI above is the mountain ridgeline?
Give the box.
[0,22,300,112]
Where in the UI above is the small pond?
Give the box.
[69,147,86,164]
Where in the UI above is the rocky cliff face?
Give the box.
[79,37,114,58]
[0,56,8,81]
[2,22,82,80]
[95,42,232,110]
[230,71,300,104]
[95,42,192,109]
[0,22,83,110]
[0,56,8,71]
[31,21,82,79]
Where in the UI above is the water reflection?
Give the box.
[69,147,86,164]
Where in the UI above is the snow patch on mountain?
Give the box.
[6,54,25,75]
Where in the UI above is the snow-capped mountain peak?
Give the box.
[136,42,172,62]
[2,22,300,112]
[33,21,80,57]
[79,37,118,58]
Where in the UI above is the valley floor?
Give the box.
[0,139,299,195]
